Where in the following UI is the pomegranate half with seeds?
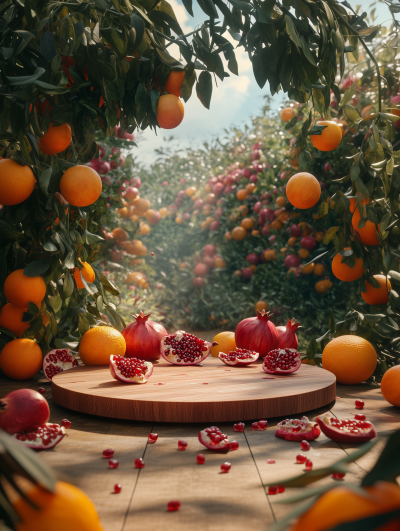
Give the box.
[275,417,321,442]
[263,348,301,375]
[43,348,79,381]
[160,330,217,365]
[316,414,377,443]
[13,423,66,450]
[198,426,238,451]
[218,348,259,366]
[110,355,153,384]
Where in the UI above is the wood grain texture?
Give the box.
[51,358,336,423]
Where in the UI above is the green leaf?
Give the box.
[285,116,297,130]
[181,0,193,16]
[323,226,340,245]
[24,257,52,277]
[362,429,400,486]
[196,71,212,109]
[196,0,218,18]
[299,150,311,171]
[150,90,160,116]
[340,83,356,108]
[285,15,302,47]
[39,168,52,195]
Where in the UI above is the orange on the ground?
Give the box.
[380,365,400,407]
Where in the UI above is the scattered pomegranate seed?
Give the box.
[355,413,366,421]
[114,484,122,494]
[148,433,158,443]
[221,462,231,473]
[251,422,259,430]
[135,458,145,469]
[203,382,208,384]
[168,500,181,512]
[109,459,119,469]
[296,454,307,464]
[61,419,72,429]
[233,422,245,432]
[38,387,46,394]
[300,440,310,451]
[332,472,346,480]
[230,441,239,450]
[267,459,275,464]
[355,399,364,409]
[178,439,188,450]
[305,459,313,471]
[197,454,205,464]
[103,448,114,458]
[258,420,268,430]
[151,252,154,256]
[268,486,278,495]
[278,485,285,493]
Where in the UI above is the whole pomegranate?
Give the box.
[301,236,317,251]
[276,318,300,349]
[0,389,50,434]
[122,311,168,361]
[204,244,217,256]
[284,255,301,268]
[213,183,224,195]
[261,226,271,237]
[97,161,111,174]
[254,201,262,214]
[242,267,253,279]
[194,263,209,277]
[125,187,139,200]
[235,310,279,357]
[193,277,206,288]
[242,168,253,179]
[246,253,260,265]
[130,176,141,188]
[210,221,220,231]
[249,175,258,184]
[288,224,301,237]
[203,256,215,269]
[194,199,205,209]
[324,162,331,172]
[259,208,275,224]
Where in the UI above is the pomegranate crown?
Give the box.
[133,310,151,322]
[286,317,301,331]
[256,309,273,320]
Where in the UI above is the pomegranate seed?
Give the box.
[168,500,181,511]
[114,484,122,494]
[300,440,310,451]
[109,459,119,469]
[103,448,114,458]
[233,422,245,432]
[151,252,154,256]
[268,486,278,495]
[332,472,346,479]
[230,441,239,450]
[258,420,268,430]
[38,387,46,394]
[355,414,366,421]
[148,433,158,443]
[135,458,145,469]
[178,439,187,450]
[197,454,205,464]
[278,485,285,493]
[221,462,231,473]
[305,459,313,471]
[355,399,364,409]
[251,422,259,430]
[296,454,307,464]
[267,459,275,464]
[61,419,72,429]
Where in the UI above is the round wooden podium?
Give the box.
[51,357,336,423]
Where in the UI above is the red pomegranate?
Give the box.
[254,201,262,214]
[213,183,224,195]
[192,277,206,288]
[284,254,301,268]
[110,355,153,384]
[13,423,66,450]
[198,426,238,451]
[261,225,271,237]
[263,348,301,374]
[125,186,139,200]
[218,348,259,366]
[97,161,111,174]
[242,168,253,179]
[209,221,220,231]
[122,311,168,361]
[160,331,216,365]
[276,318,300,349]
[246,253,260,265]
[0,389,50,435]
[288,224,301,237]
[43,348,79,381]
[259,208,275,224]
[249,175,258,183]
[130,176,141,188]
[235,310,279,357]
[194,263,209,277]
[242,267,253,279]
[202,256,215,269]
[300,236,317,251]
[316,415,377,443]
[324,162,331,172]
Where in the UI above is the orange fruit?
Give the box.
[138,223,151,235]
[252,229,260,236]
[60,166,102,207]
[186,186,197,197]
[124,272,145,286]
[278,212,290,223]
[123,240,143,255]
[240,217,254,230]
[0,338,42,380]
[301,263,314,274]
[270,219,283,230]
[214,257,226,269]
[352,206,379,245]
[349,195,369,213]
[315,279,332,293]
[290,481,400,531]
[112,227,128,242]
[232,226,247,241]
[264,250,276,261]
[236,189,248,201]
[362,274,391,305]
[298,221,311,235]
[13,481,104,531]
[313,263,326,276]
[276,196,287,207]
[38,123,72,155]
[381,365,400,407]
[73,261,95,289]
[289,147,301,168]
[145,209,161,225]
[314,232,323,242]
[288,237,297,246]
[280,107,295,122]
[0,159,36,206]
[159,207,168,218]
[79,326,126,365]
[322,335,377,384]
[238,205,249,215]
[4,269,46,308]
[225,231,232,240]
[332,248,364,282]
[157,94,184,129]
[287,267,299,279]
[118,207,129,217]
[210,331,236,357]
[298,248,309,259]
[0,303,30,337]
[310,121,342,151]
[246,183,256,193]
[255,301,268,312]
[164,70,185,97]
[133,198,151,215]
[286,172,321,209]
[280,247,287,255]
[138,244,147,256]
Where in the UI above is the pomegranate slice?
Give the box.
[13,423,66,450]
[42,348,79,381]
[218,348,259,366]
[198,426,237,451]
[262,348,301,374]
[316,414,377,443]
[160,330,216,365]
[110,355,153,384]
[275,416,321,442]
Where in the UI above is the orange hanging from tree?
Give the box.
[361,275,391,305]
[286,172,321,209]
[310,121,342,151]
[38,123,72,155]
[332,248,364,282]
[164,70,185,97]
[157,94,184,129]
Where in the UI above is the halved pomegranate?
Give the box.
[43,348,79,381]
[218,348,259,366]
[160,330,217,365]
[198,426,238,451]
[110,355,153,384]
[13,423,66,450]
[316,414,377,443]
[263,348,301,374]
[275,416,321,442]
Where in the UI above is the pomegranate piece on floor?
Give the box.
[109,459,119,469]
[160,330,216,365]
[197,454,205,464]
[233,422,245,432]
[278,485,285,493]
[110,355,153,384]
[168,500,181,512]
[114,484,122,494]
[275,417,321,442]
[263,348,301,375]
[268,486,278,495]
[178,439,187,450]
[267,459,275,464]
[221,462,231,473]
[300,440,310,451]
[42,348,79,381]
[198,426,235,451]
[13,423,66,450]
[218,348,259,366]
[316,414,377,443]
[355,414,366,421]
[355,399,364,409]
[230,441,239,450]
[148,433,158,443]
[305,459,313,471]
[296,454,307,464]
[61,419,72,429]
[0,389,50,435]
[103,448,114,458]
[135,458,145,469]
[332,472,346,480]
[38,387,46,395]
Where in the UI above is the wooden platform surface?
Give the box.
[2,371,400,530]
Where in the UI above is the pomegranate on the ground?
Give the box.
[263,348,301,375]
[135,458,145,469]
[114,484,122,494]
[168,500,181,511]
[197,454,205,464]
[218,348,259,366]
[276,318,300,349]
[275,417,321,441]
[148,433,158,443]
[110,355,153,384]
[235,310,279,357]
[42,348,79,381]
[61,419,72,429]
[13,423,66,450]
[160,330,216,365]
[0,389,50,435]
[109,459,119,469]
[122,311,167,361]
[316,414,377,443]
[252,420,268,430]
[296,453,307,464]
[103,448,114,458]
[233,422,245,432]
[198,426,238,451]
[221,462,231,473]
[355,399,364,409]
[178,439,187,450]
